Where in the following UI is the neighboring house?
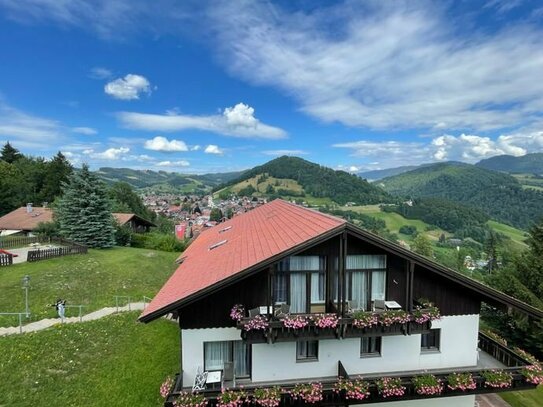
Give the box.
[140,199,541,407]
[0,205,155,236]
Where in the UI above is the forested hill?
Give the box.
[476,153,543,174]
[217,156,393,205]
[378,162,543,229]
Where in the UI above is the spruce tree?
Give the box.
[56,164,115,248]
[0,142,22,163]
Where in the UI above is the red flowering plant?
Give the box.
[411,306,440,324]
[173,392,207,407]
[412,374,443,396]
[352,311,379,329]
[379,310,410,327]
[376,377,405,398]
[290,382,323,404]
[446,372,477,391]
[312,313,339,329]
[253,386,282,407]
[230,304,245,322]
[282,315,309,329]
[334,377,370,401]
[216,389,247,407]
[243,315,269,331]
[522,364,543,385]
[160,376,175,399]
[482,370,513,388]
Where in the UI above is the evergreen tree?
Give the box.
[109,181,154,220]
[0,142,22,163]
[42,152,73,203]
[209,208,223,222]
[56,164,115,248]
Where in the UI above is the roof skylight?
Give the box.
[209,240,228,250]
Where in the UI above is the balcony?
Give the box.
[163,332,540,407]
[235,306,436,344]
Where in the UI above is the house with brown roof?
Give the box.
[0,205,155,236]
[141,199,541,407]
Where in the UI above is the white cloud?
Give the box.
[144,136,188,152]
[156,160,190,167]
[104,74,152,100]
[85,147,130,160]
[72,126,97,135]
[262,149,308,156]
[89,67,112,79]
[204,144,223,155]
[205,2,543,133]
[191,145,201,151]
[117,102,286,139]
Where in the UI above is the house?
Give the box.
[0,205,155,236]
[140,199,542,406]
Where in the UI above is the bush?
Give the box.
[130,232,187,252]
[399,225,417,235]
[34,221,60,237]
[115,225,132,246]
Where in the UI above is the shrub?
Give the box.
[447,372,476,391]
[399,225,417,235]
[289,383,323,404]
[522,365,543,385]
[253,387,282,407]
[481,370,513,388]
[334,378,370,401]
[130,232,187,252]
[216,389,247,407]
[376,377,405,398]
[412,374,442,396]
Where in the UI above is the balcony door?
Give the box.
[274,255,325,314]
[346,255,387,311]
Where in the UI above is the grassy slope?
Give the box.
[501,385,543,407]
[0,312,179,407]
[0,247,178,325]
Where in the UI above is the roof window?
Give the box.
[219,226,232,233]
[209,240,228,250]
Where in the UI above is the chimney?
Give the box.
[26,203,33,213]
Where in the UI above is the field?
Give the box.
[513,173,543,192]
[0,311,179,407]
[488,220,529,250]
[0,247,178,326]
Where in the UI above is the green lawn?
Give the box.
[501,385,543,407]
[0,247,178,325]
[0,312,179,407]
[487,220,528,250]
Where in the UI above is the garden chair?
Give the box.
[248,307,261,318]
[192,371,208,392]
[274,303,290,318]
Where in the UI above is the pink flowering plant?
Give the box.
[514,347,540,365]
[312,313,339,329]
[352,311,379,329]
[160,376,175,399]
[482,330,508,347]
[290,382,323,403]
[376,377,405,398]
[173,392,207,407]
[447,372,477,391]
[243,315,269,331]
[482,370,513,388]
[522,364,543,385]
[253,386,282,407]
[379,310,410,326]
[282,315,309,329]
[411,306,440,324]
[334,377,370,401]
[217,389,247,407]
[412,374,443,396]
[230,304,245,322]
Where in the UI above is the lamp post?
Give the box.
[22,275,30,318]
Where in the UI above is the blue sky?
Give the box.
[1,0,543,173]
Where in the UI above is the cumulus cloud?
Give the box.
[205,2,543,133]
[144,136,188,152]
[72,126,97,135]
[116,102,286,139]
[204,144,223,155]
[156,160,190,167]
[191,145,201,151]
[262,149,308,156]
[85,146,130,160]
[104,74,152,100]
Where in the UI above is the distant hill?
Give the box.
[216,156,393,205]
[476,153,543,175]
[94,167,243,193]
[358,165,420,181]
[379,162,543,229]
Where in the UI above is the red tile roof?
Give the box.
[0,207,54,231]
[140,199,346,321]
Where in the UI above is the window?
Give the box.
[360,337,381,357]
[204,341,251,377]
[346,255,387,311]
[296,340,318,361]
[421,329,441,352]
[273,256,326,313]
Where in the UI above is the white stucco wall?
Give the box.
[181,314,479,386]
